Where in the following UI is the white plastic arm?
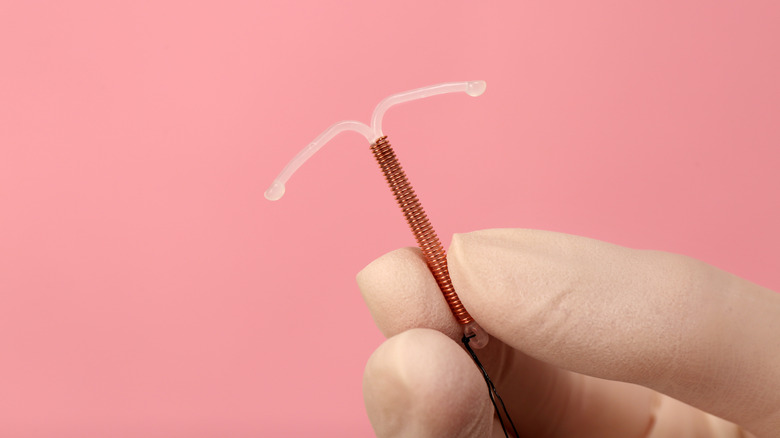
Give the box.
[265,80,487,201]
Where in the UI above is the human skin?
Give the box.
[357,229,780,437]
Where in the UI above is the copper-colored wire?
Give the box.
[370,136,474,326]
[371,135,518,438]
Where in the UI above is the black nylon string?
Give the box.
[462,334,519,438]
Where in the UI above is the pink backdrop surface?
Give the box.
[1,1,779,436]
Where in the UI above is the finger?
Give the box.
[358,246,660,437]
[357,247,463,342]
[447,229,780,436]
[362,328,494,438]
[358,241,756,437]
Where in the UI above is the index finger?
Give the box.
[447,229,780,436]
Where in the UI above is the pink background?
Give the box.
[1,1,779,436]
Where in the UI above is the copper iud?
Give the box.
[266,81,518,436]
[265,80,490,348]
[369,135,473,325]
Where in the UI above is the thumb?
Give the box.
[448,229,780,437]
[362,328,496,438]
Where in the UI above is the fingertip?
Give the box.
[448,229,549,342]
[363,329,494,437]
[356,247,423,298]
[356,247,462,340]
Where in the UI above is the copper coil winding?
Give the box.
[370,136,474,326]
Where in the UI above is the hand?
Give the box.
[357,229,780,437]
